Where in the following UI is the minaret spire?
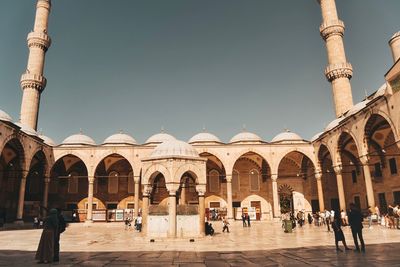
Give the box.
[318,0,353,118]
[19,0,52,130]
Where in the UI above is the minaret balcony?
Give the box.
[324,62,353,82]
[319,19,345,40]
[20,73,47,92]
[27,31,51,51]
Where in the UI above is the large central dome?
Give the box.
[151,139,199,158]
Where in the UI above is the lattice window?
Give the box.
[108,171,119,193]
[249,169,260,191]
[232,170,240,193]
[209,170,219,192]
[127,172,134,194]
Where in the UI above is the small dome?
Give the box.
[230,131,262,143]
[374,83,387,99]
[103,132,137,145]
[310,132,324,142]
[151,139,199,158]
[347,99,370,117]
[39,135,56,146]
[15,122,38,136]
[325,117,345,131]
[189,132,221,144]
[62,132,96,146]
[0,109,12,122]
[271,130,303,143]
[145,132,176,144]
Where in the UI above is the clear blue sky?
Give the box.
[0,0,399,144]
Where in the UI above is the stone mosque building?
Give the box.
[1,0,400,237]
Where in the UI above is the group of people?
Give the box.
[35,208,67,264]
[377,204,400,229]
[124,214,142,232]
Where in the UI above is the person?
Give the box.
[33,216,39,229]
[205,222,214,236]
[125,217,131,230]
[54,208,66,262]
[393,204,399,229]
[387,205,395,228]
[297,211,304,227]
[241,213,247,227]
[340,210,347,226]
[367,206,374,229]
[247,213,251,227]
[332,211,351,252]
[374,205,380,223]
[136,214,142,232]
[308,213,313,225]
[348,203,365,252]
[325,210,331,232]
[35,208,59,264]
[222,217,230,233]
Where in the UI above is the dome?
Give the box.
[150,139,199,158]
[347,99,370,117]
[39,135,56,146]
[310,132,324,142]
[62,133,96,146]
[145,132,176,144]
[103,132,137,145]
[325,117,345,131]
[188,132,221,144]
[0,109,12,122]
[15,122,38,136]
[271,130,303,143]
[230,131,262,143]
[374,83,387,99]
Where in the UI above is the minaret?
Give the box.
[19,0,52,130]
[318,0,353,118]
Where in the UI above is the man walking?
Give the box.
[348,203,365,252]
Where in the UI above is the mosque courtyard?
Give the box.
[0,221,399,266]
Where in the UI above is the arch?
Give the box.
[93,150,134,173]
[275,147,316,172]
[199,152,226,175]
[277,151,316,179]
[0,137,26,171]
[173,162,204,185]
[338,129,362,157]
[50,154,88,177]
[231,148,270,171]
[205,195,227,208]
[142,163,171,185]
[365,111,399,143]
[53,150,90,172]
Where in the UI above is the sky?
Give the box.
[0,0,399,144]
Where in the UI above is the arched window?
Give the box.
[209,170,219,193]
[128,172,134,194]
[232,170,240,193]
[108,171,119,193]
[68,172,78,194]
[249,169,260,191]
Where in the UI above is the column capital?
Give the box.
[225,174,232,182]
[333,165,342,175]
[315,172,323,180]
[88,177,95,184]
[44,177,51,183]
[166,183,179,194]
[271,174,278,181]
[133,175,140,183]
[196,184,206,196]
[359,155,369,165]
[143,184,152,196]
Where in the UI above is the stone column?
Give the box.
[271,174,280,218]
[226,174,233,220]
[360,155,376,208]
[315,172,325,212]
[168,190,177,238]
[141,187,150,235]
[42,177,50,216]
[333,165,346,211]
[86,177,95,222]
[16,171,28,222]
[134,176,140,217]
[180,177,186,205]
[318,0,353,117]
[198,194,205,236]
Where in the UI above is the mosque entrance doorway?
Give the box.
[250,201,261,220]
[279,184,294,214]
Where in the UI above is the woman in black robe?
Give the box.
[332,211,351,252]
[35,208,59,263]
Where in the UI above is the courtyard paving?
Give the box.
[0,221,399,266]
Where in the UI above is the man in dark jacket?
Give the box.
[348,203,365,252]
